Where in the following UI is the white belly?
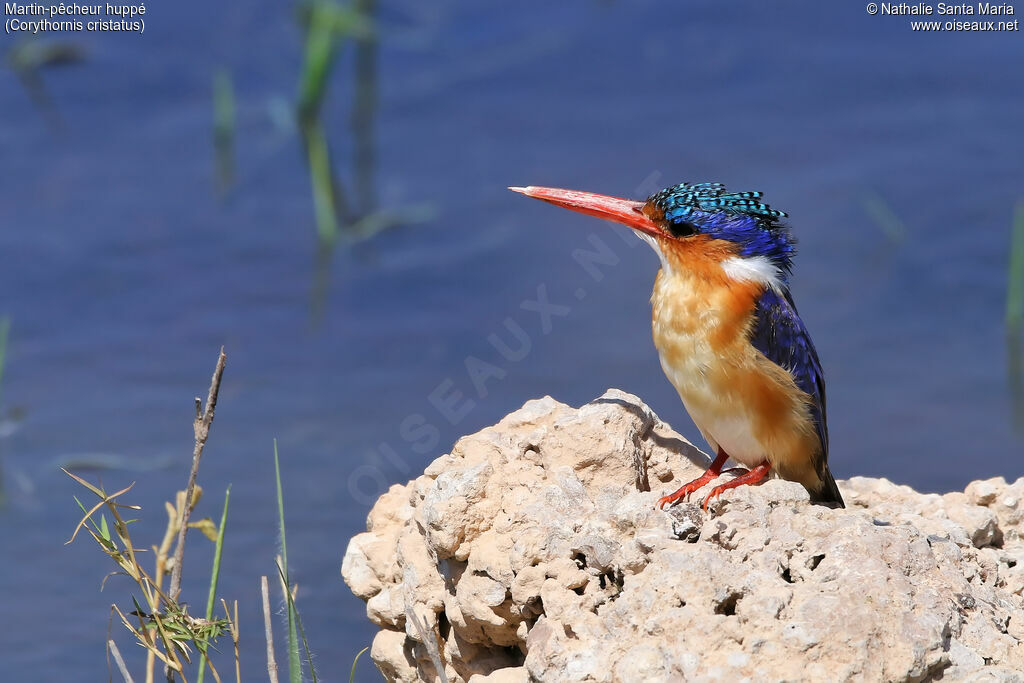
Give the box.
[658,353,766,468]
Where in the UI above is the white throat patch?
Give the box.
[639,233,672,273]
[639,236,784,293]
[721,255,784,293]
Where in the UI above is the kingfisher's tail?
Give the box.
[810,467,845,508]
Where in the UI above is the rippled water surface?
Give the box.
[1,1,1022,679]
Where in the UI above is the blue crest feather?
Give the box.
[646,182,796,272]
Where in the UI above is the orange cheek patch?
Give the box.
[661,235,739,274]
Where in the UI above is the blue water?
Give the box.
[1,1,1022,679]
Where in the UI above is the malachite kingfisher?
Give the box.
[509,182,845,510]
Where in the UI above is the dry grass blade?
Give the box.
[204,652,223,683]
[113,603,176,670]
[62,466,107,497]
[406,606,449,683]
[261,576,280,683]
[108,639,135,683]
[64,474,137,544]
[221,599,240,683]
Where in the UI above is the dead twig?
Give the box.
[167,348,227,604]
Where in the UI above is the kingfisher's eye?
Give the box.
[667,220,697,238]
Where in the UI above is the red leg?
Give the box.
[657,451,730,509]
[701,462,772,511]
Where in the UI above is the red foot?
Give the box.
[701,462,772,511]
[657,451,729,509]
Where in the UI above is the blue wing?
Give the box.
[750,288,828,460]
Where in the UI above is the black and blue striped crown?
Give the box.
[647,182,787,221]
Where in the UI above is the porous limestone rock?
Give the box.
[342,390,1024,682]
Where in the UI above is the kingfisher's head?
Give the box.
[510,181,796,287]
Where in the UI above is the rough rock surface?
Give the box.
[342,390,1024,682]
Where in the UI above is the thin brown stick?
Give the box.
[221,599,241,683]
[167,348,227,604]
[261,576,279,683]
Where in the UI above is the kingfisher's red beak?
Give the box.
[509,186,662,239]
